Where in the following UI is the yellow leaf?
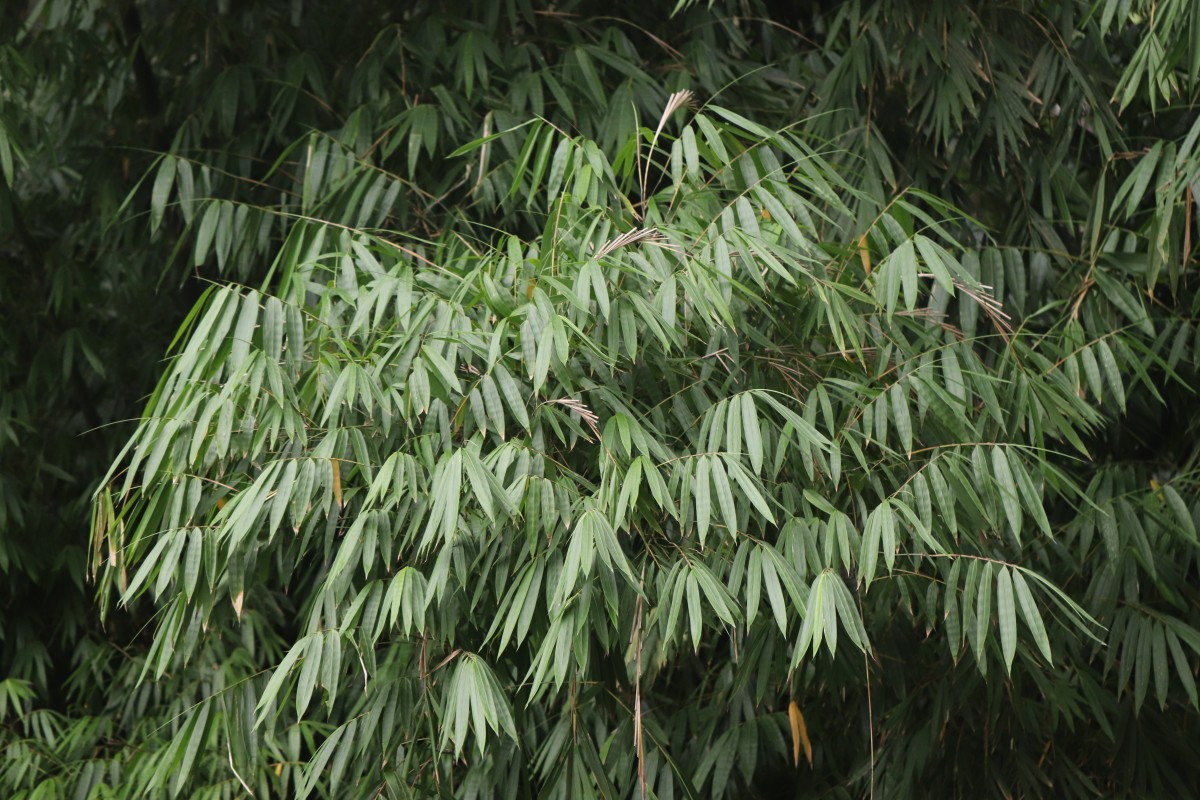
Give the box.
[789,700,812,767]
[332,458,343,509]
[858,233,871,275]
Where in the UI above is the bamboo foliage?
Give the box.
[2,1,1199,798]
[91,94,1142,796]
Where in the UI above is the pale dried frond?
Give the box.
[652,89,696,142]
[952,278,1013,340]
[594,227,671,260]
[546,397,601,441]
[638,90,698,216]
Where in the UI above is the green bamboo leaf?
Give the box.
[794,571,828,661]
[1098,503,1120,559]
[296,723,349,800]
[1094,271,1155,337]
[792,575,820,662]
[1134,620,1153,711]
[694,456,712,545]
[296,632,324,719]
[120,533,172,606]
[471,656,517,740]
[533,320,554,392]
[229,290,260,370]
[745,547,762,628]
[494,562,536,652]
[724,396,742,459]
[493,364,530,430]
[821,571,839,657]
[182,528,202,599]
[423,347,462,395]
[914,234,957,295]
[256,637,310,724]
[463,443,496,521]
[890,382,912,455]
[1012,569,1052,663]
[1095,339,1126,413]
[693,113,729,165]
[153,530,186,600]
[723,457,775,525]
[269,459,298,535]
[709,455,738,538]
[686,572,703,650]
[886,238,918,315]
[858,502,881,588]
[481,373,506,439]
[942,347,967,403]
[588,506,636,585]
[1007,451,1051,538]
[1111,142,1163,217]
[421,450,463,549]
[1080,344,1104,403]
[1167,629,1199,708]
[151,155,176,234]
[996,566,1017,675]
[556,508,594,605]
[927,461,958,535]
[945,560,963,662]
[692,562,738,628]
[614,457,642,532]
[973,561,993,667]
[1152,623,1169,709]
[991,446,1022,542]
[1161,484,1197,543]
[0,123,15,185]
[830,571,869,653]
[681,124,699,175]
[170,700,211,797]
[760,549,788,634]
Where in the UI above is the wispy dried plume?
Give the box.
[545,397,601,441]
[594,227,676,260]
[638,90,697,215]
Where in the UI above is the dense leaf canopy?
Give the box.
[2,1,1200,798]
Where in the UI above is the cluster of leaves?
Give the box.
[2,0,1199,798]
